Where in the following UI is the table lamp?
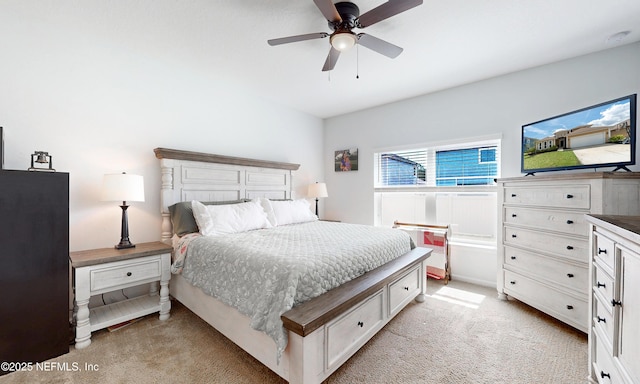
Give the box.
[102,172,145,249]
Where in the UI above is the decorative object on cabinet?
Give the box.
[496,172,640,333]
[335,148,358,171]
[0,170,69,376]
[586,215,640,384]
[393,221,450,284]
[70,241,172,349]
[101,172,145,249]
[308,182,328,216]
[28,150,55,172]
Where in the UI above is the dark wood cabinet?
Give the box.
[0,170,69,375]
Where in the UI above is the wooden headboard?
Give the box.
[154,148,300,243]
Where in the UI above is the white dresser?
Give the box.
[586,215,640,384]
[497,172,640,332]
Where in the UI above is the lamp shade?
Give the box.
[308,182,328,198]
[101,173,145,202]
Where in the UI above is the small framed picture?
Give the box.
[335,148,358,171]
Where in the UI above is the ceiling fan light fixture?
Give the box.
[330,32,357,51]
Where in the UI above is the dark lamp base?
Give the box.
[115,241,135,250]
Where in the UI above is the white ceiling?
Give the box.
[15,0,640,119]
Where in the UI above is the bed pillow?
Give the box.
[168,199,247,236]
[267,199,318,226]
[191,199,272,236]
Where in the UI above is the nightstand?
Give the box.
[70,241,172,349]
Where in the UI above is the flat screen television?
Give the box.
[521,94,636,175]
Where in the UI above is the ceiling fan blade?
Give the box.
[357,0,423,27]
[322,47,341,71]
[268,32,329,46]
[357,33,403,58]
[313,0,342,23]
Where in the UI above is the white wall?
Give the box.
[0,4,324,252]
[323,43,640,286]
[324,42,640,225]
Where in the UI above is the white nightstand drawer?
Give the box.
[90,256,163,293]
[594,263,614,306]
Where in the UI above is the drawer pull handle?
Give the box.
[597,316,606,323]
[611,299,622,307]
[511,234,517,238]
[598,248,607,254]
[357,321,364,328]
[566,194,573,199]
[566,273,574,278]
[126,272,132,277]
[510,256,516,260]
[566,305,573,310]
[600,371,610,379]
[511,193,516,197]
[566,245,573,250]
[510,281,516,285]
[566,220,574,224]
[511,214,517,218]
[403,286,409,291]
[597,282,606,288]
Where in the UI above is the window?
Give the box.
[375,138,501,188]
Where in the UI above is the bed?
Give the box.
[154,147,432,384]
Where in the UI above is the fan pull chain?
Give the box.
[356,44,359,79]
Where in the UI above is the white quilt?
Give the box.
[173,221,414,359]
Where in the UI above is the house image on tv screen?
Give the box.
[531,119,630,151]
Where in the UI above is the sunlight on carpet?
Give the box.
[429,285,486,309]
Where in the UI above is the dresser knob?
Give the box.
[566,305,574,310]
[511,234,517,238]
[357,321,364,328]
[127,272,132,277]
[567,273,574,278]
[611,299,622,307]
[403,286,409,291]
[566,220,574,224]
[597,282,606,288]
[598,248,607,254]
[510,281,516,285]
[511,193,516,197]
[511,214,517,218]
[510,256,516,260]
[566,245,574,250]
[597,316,606,323]
[566,194,574,199]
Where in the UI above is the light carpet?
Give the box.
[0,279,588,384]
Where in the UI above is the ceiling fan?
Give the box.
[267,0,423,71]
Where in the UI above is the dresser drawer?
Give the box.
[90,256,163,293]
[389,265,421,316]
[503,184,590,209]
[594,232,616,273]
[593,296,614,350]
[504,227,589,262]
[593,263,615,306]
[503,207,588,237]
[503,246,588,293]
[326,290,385,370]
[592,330,621,384]
[504,270,588,330]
